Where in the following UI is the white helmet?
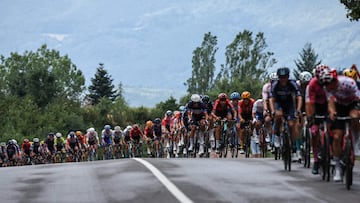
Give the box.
[190,94,201,102]
[299,71,312,83]
[11,139,17,145]
[114,126,121,132]
[269,72,278,81]
[55,132,62,138]
[126,125,132,131]
[88,127,95,133]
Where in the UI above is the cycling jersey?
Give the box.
[30,143,41,154]
[162,115,175,132]
[186,101,207,122]
[45,138,55,152]
[325,75,360,106]
[144,126,154,139]
[262,82,271,100]
[238,99,255,115]
[22,142,31,155]
[305,77,328,116]
[54,137,66,150]
[130,128,143,141]
[252,99,264,120]
[154,124,162,138]
[123,130,131,142]
[67,137,79,149]
[102,130,113,145]
[212,99,234,118]
[86,132,98,145]
[204,101,213,114]
[113,132,122,144]
[270,79,301,103]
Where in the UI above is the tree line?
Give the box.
[0,30,322,143]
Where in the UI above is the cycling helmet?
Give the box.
[0,142,5,147]
[154,118,161,124]
[230,92,241,100]
[48,132,54,136]
[133,124,139,130]
[299,71,312,83]
[55,132,62,138]
[218,93,227,100]
[24,138,29,143]
[201,95,210,103]
[277,67,290,77]
[104,125,111,130]
[315,64,330,79]
[191,94,201,102]
[269,72,278,81]
[179,105,185,112]
[125,125,132,131]
[146,121,153,128]
[343,69,357,80]
[12,139,17,145]
[75,131,82,136]
[69,131,75,137]
[33,138,40,143]
[166,110,172,116]
[114,126,121,132]
[319,68,337,84]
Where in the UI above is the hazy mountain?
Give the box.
[0,0,359,107]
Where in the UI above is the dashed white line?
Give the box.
[133,158,194,203]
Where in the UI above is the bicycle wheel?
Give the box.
[223,132,229,158]
[245,129,251,158]
[344,139,353,190]
[283,133,291,171]
[324,132,331,181]
[304,127,311,168]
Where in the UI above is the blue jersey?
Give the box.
[270,79,301,103]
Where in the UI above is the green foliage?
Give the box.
[151,96,179,119]
[186,32,218,95]
[213,30,276,99]
[293,43,321,80]
[87,63,119,105]
[0,44,85,107]
[340,0,360,21]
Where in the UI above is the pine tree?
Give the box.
[294,43,321,80]
[87,63,118,105]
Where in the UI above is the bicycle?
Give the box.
[337,116,356,190]
[229,121,238,158]
[103,143,113,160]
[243,121,252,158]
[217,119,229,158]
[314,115,332,181]
[281,117,292,171]
[301,113,311,168]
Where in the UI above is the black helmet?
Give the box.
[154,118,161,124]
[202,95,210,103]
[277,67,290,77]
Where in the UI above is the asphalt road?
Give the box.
[0,157,359,203]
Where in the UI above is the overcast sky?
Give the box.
[1,0,359,106]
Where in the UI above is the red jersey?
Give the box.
[144,126,154,138]
[130,128,143,139]
[213,99,234,113]
[238,99,255,115]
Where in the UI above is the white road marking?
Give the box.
[133,158,194,203]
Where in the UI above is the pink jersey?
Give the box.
[324,75,360,105]
[305,77,327,104]
[262,82,271,100]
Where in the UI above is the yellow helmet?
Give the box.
[343,69,357,80]
[75,131,82,136]
[241,91,251,99]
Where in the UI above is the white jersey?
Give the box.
[252,99,264,113]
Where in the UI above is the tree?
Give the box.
[294,43,321,80]
[213,30,276,98]
[186,32,218,95]
[0,44,85,107]
[87,63,119,105]
[340,0,360,21]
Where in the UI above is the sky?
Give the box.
[0,0,359,107]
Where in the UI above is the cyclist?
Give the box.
[66,131,81,160]
[230,92,241,150]
[122,126,132,158]
[75,131,87,161]
[343,64,360,88]
[238,91,255,154]
[305,64,330,174]
[54,132,66,162]
[21,138,31,158]
[102,124,113,146]
[85,128,99,160]
[293,71,313,162]
[269,67,302,156]
[6,139,20,165]
[262,72,278,150]
[186,94,208,156]
[319,68,360,181]
[176,107,187,155]
[30,138,42,159]
[211,93,237,153]
[45,132,56,157]
[252,96,267,154]
[153,118,163,157]
[130,124,144,157]
[144,121,155,156]
[0,142,7,166]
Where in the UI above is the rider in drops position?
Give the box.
[269,67,302,157]
[186,94,209,156]
[211,93,237,154]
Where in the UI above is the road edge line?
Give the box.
[133,158,193,203]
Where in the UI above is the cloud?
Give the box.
[42,33,69,41]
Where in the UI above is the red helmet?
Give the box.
[319,68,337,84]
[218,93,227,100]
